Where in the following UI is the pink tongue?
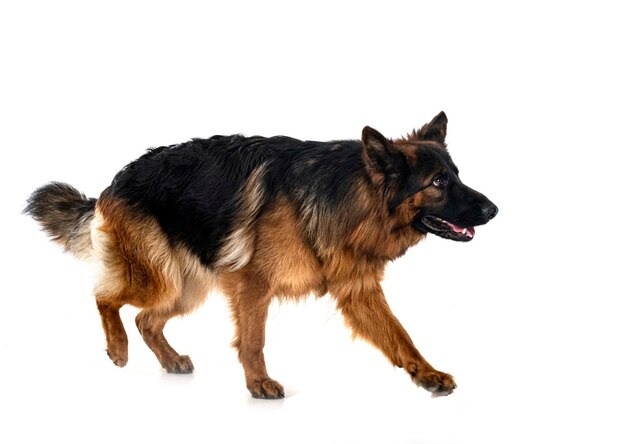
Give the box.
[448,222,475,236]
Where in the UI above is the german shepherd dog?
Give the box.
[25,112,497,399]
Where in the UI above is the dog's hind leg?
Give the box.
[92,193,191,371]
[96,300,128,367]
[136,251,214,374]
[135,307,194,374]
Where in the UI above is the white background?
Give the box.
[1,1,625,443]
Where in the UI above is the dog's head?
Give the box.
[362,112,497,242]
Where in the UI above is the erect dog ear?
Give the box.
[362,126,403,175]
[414,111,448,144]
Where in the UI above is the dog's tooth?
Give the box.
[462,228,467,235]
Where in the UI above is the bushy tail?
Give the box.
[24,182,97,259]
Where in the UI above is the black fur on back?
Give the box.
[25,182,97,255]
[108,135,368,266]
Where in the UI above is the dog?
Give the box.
[25,112,497,399]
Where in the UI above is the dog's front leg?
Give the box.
[222,270,285,400]
[333,282,456,396]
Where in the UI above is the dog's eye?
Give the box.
[432,173,449,188]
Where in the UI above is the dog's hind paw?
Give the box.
[106,348,128,367]
[164,355,194,374]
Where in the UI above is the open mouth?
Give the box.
[421,215,475,242]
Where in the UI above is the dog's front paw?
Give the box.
[409,365,456,396]
[247,379,285,399]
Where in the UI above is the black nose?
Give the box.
[482,203,498,221]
